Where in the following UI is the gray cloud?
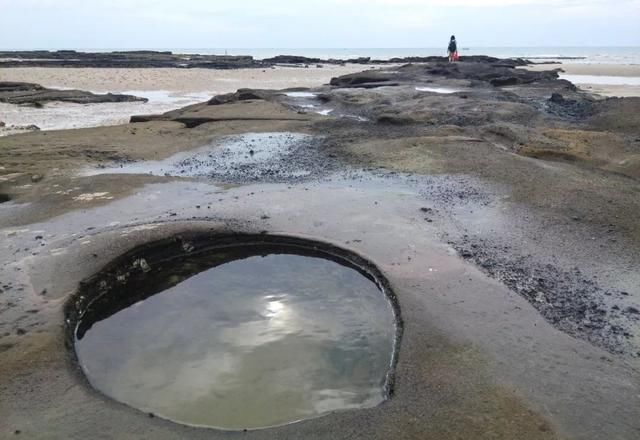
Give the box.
[0,0,637,48]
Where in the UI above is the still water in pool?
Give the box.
[75,252,397,430]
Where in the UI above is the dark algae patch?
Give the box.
[66,234,402,431]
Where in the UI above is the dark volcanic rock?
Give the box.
[547,93,596,118]
[0,50,532,70]
[0,81,147,105]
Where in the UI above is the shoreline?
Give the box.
[525,62,640,77]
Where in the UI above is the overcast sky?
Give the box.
[1,0,638,49]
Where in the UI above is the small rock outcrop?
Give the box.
[208,88,268,105]
[0,82,147,105]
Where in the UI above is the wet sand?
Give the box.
[0,65,380,93]
[0,65,383,134]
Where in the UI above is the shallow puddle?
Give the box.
[281,91,338,117]
[415,86,462,94]
[284,91,318,98]
[73,240,398,430]
[0,90,213,135]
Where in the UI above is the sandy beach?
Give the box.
[0,65,378,93]
[525,63,640,97]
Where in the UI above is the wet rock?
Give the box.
[0,81,147,105]
[182,242,195,253]
[133,258,151,273]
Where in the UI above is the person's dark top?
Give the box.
[448,39,457,53]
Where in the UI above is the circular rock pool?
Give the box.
[67,235,401,430]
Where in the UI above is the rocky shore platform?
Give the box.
[1,57,639,439]
[0,50,530,69]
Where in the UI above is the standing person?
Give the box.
[448,35,458,62]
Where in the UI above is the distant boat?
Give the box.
[462,48,470,51]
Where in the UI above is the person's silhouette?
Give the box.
[448,35,458,62]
